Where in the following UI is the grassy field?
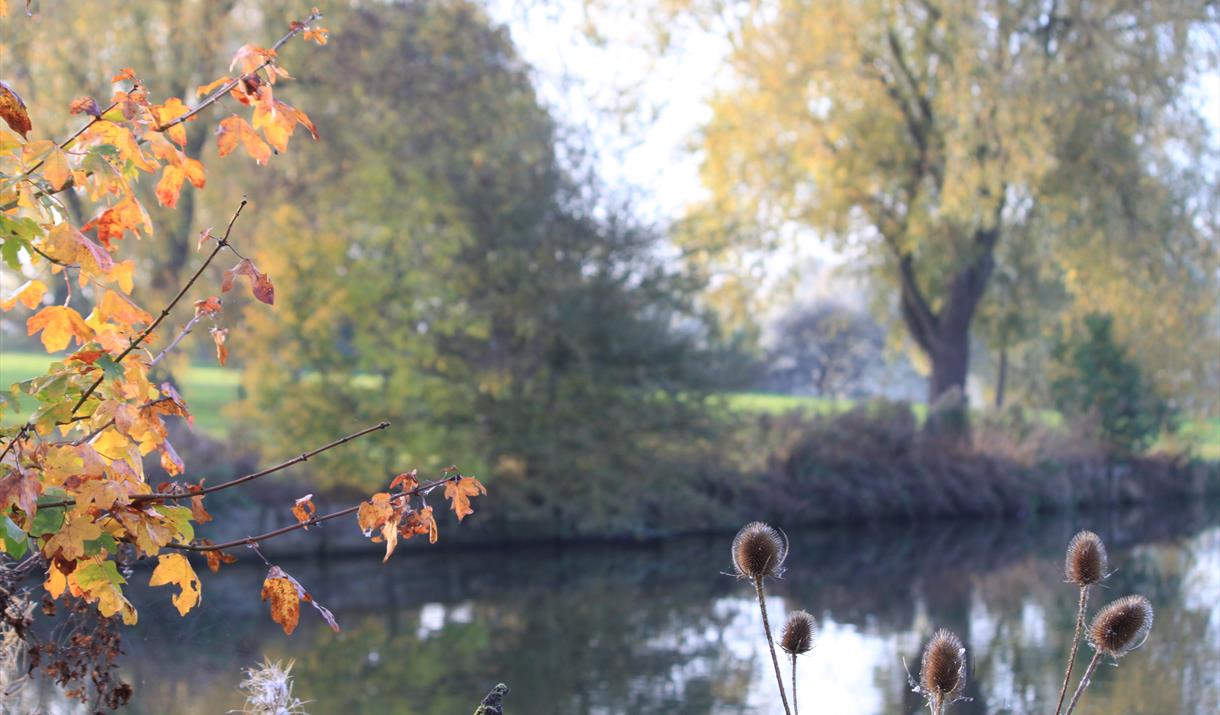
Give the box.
[3,350,1217,458]
[0,350,240,436]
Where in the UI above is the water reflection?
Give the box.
[104,503,1220,714]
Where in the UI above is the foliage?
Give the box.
[1051,314,1174,454]
[213,0,738,537]
[0,7,486,707]
[761,301,883,398]
[631,0,1218,408]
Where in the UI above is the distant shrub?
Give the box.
[1051,314,1175,454]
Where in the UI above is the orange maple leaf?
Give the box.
[443,476,487,522]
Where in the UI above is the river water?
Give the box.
[47,503,1220,713]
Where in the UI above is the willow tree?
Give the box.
[669,0,1216,404]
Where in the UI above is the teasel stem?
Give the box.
[753,576,792,715]
[791,653,799,715]
[1063,650,1104,715]
[1053,585,1090,715]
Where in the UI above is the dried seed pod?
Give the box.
[920,629,966,703]
[780,610,818,656]
[1089,595,1153,657]
[731,522,787,580]
[1065,530,1108,586]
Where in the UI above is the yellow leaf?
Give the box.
[261,574,300,635]
[149,553,201,616]
[108,260,136,294]
[1,279,47,311]
[43,146,71,190]
[26,305,94,352]
[45,563,67,599]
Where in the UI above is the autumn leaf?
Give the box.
[0,79,31,138]
[443,476,487,522]
[111,68,137,83]
[304,27,329,45]
[69,96,101,118]
[381,509,401,563]
[204,548,236,573]
[189,494,212,524]
[27,306,94,352]
[211,327,229,366]
[0,469,40,519]
[1,279,47,311]
[82,195,152,247]
[291,494,315,527]
[230,44,274,75]
[356,492,394,537]
[149,553,201,616]
[95,289,154,327]
[42,146,72,191]
[400,505,438,545]
[217,115,271,164]
[150,97,191,145]
[221,258,275,304]
[390,469,418,493]
[197,76,232,97]
[194,295,222,316]
[160,440,184,476]
[262,571,300,635]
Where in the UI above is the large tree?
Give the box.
[667,0,1217,404]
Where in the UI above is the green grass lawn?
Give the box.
[4,350,1217,459]
[1,350,239,436]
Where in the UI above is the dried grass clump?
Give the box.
[233,658,310,715]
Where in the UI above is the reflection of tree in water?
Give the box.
[111,503,1216,714]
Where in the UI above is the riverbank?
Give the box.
[170,401,1220,558]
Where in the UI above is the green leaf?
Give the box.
[74,559,126,588]
[96,355,126,383]
[159,505,194,543]
[29,505,65,537]
[83,532,117,557]
[1,514,29,559]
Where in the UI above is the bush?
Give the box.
[1051,314,1175,453]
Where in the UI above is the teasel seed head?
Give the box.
[1065,530,1108,586]
[780,610,818,656]
[920,629,967,703]
[1089,595,1153,658]
[731,521,788,580]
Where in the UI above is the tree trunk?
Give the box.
[895,228,999,407]
[994,345,1008,409]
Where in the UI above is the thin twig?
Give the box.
[1054,586,1090,715]
[754,576,792,715]
[149,312,205,367]
[71,418,115,447]
[37,421,391,510]
[152,10,322,133]
[166,474,459,552]
[68,198,247,417]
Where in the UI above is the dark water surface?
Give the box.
[88,504,1220,712]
